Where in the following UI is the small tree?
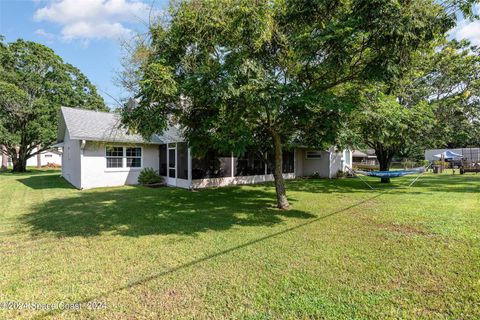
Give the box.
[122,0,471,208]
[0,39,107,172]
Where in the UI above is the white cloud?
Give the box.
[34,0,153,41]
[450,19,480,46]
[450,4,480,46]
[34,28,56,39]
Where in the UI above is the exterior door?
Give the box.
[167,144,176,186]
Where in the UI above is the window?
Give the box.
[126,147,142,168]
[106,146,142,169]
[45,154,53,158]
[344,150,351,165]
[306,151,322,159]
[106,147,123,168]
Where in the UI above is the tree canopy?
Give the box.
[122,0,476,208]
[412,41,480,147]
[0,38,107,172]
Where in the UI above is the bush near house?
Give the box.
[138,168,164,185]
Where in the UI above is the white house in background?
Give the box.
[25,148,62,167]
[5,147,62,167]
[57,107,352,190]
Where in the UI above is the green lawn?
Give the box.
[0,170,479,319]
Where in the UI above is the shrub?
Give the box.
[138,168,163,185]
[311,171,321,179]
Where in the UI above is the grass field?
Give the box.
[0,170,479,319]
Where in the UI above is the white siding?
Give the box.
[61,130,82,188]
[80,142,159,189]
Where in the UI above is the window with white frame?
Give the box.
[106,146,124,168]
[126,147,142,168]
[106,146,142,169]
[306,151,322,159]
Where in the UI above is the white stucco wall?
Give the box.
[295,148,331,177]
[80,142,159,189]
[61,131,81,188]
[329,151,343,178]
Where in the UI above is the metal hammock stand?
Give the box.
[345,163,432,190]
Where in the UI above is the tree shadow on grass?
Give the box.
[21,183,314,238]
[33,192,384,320]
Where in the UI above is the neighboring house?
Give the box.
[4,147,62,168]
[25,148,62,167]
[352,149,378,165]
[57,107,352,190]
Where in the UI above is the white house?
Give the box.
[5,147,62,168]
[25,148,62,167]
[57,107,352,190]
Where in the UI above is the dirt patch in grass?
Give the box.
[378,223,432,236]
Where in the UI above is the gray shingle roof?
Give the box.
[58,107,183,144]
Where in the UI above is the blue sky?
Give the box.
[0,0,168,109]
[0,1,479,110]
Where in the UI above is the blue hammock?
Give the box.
[355,167,426,178]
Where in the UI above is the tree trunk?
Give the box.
[1,145,7,171]
[12,148,27,173]
[270,130,290,209]
[376,149,393,183]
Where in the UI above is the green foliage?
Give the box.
[417,41,480,147]
[121,0,470,205]
[349,89,435,154]
[138,168,163,185]
[0,39,107,172]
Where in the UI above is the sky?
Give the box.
[0,0,168,109]
[0,0,479,110]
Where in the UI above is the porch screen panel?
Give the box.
[177,142,188,180]
[159,144,167,176]
[282,150,294,173]
[192,150,232,179]
[234,149,265,176]
[266,149,294,174]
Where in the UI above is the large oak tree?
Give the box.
[0,39,107,172]
[122,0,473,208]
